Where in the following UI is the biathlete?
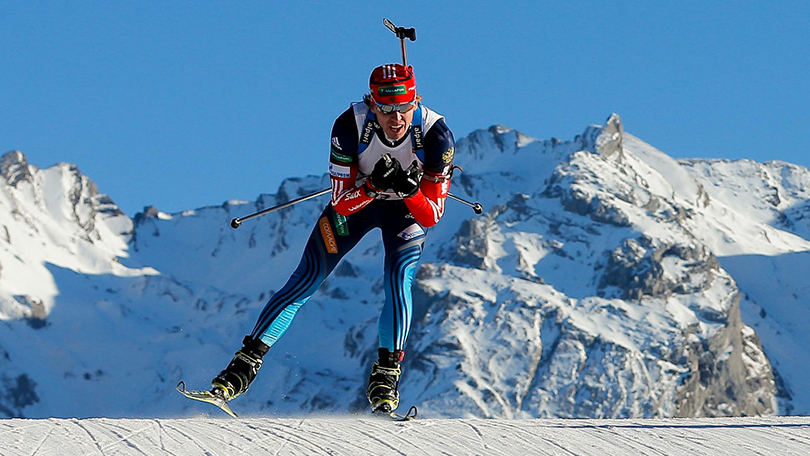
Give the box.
[211,63,455,414]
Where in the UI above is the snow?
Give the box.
[623,133,703,205]
[679,158,810,413]
[2,416,809,455]
[721,251,810,414]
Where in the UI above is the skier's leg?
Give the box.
[247,239,332,347]
[214,205,372,399]
[249,205,371,347]
[378,205,427,353]
[368,202,427,412]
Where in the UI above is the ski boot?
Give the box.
[367,348,404,413]
[211,336,269,400]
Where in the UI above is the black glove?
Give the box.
[367,154,401,192]
[391,161,422,198]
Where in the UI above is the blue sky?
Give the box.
[2,1,809,216]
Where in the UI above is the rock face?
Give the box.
[2,113,807,419]
[1,151,35,187]
[598,237,722,301]
[673,296,776,417]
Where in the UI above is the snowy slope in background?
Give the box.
[0,152,152,321]
[4,416,810,456]
[680,157,810,414]
[1,113,809,420]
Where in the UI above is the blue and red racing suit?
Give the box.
[249,101,455,353]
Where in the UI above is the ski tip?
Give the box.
[221,404,238,418]
[176,381,239,418]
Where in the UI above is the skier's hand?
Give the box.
[367,154,401,192]
[391,160,422,198]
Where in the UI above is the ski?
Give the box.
[176,381,238,418]
[178,379,417,421]
[375,405,418,421]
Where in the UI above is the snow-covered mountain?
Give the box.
[2,114,809,419]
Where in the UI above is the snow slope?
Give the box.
[2,416,810,456]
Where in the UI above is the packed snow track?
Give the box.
[3,416,809,455]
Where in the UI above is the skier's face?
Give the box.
[372,103,416,141]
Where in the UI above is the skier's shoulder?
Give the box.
[419,104,443,127]
[333,103,363,131]
[350,100,371,117]
[331,104,362,160]
[417,104,454,172]
[419,105,453,143]
[422,104,453,146]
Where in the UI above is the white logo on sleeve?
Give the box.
[329,163,351,179]
[397,223,425,241]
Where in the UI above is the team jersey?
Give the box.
[329,102,455,227]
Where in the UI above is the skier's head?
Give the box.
[367,63,419,141]
[368,63,417,106]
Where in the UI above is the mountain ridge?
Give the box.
[1,113,808,418]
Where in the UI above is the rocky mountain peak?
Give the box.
[596,113,625,160]
[574,113,625,162]
[1,150,36,187]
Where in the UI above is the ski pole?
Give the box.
[448,193,484,215]
[230,188,331,229]
[383,18,416,66]
[230,188,483,229]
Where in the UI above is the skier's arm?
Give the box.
[402,170,452,227]
[329,109,375,216]
[402,119,455,227]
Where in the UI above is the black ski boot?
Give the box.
[367,348,403,413]
[211,336,269,400]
